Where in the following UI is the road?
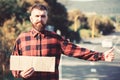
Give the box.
[60,32,120,80]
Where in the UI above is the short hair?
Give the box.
[30,3,48,13]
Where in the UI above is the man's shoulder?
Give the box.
[17,31,31,38]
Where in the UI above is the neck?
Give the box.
[33,25,45,32]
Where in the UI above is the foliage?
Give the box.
[0,0,31,26]
[67,10,115,39]
[0,17,16,79]
[44,0,69,37]
[87,15,115,35]
[68,10,88,31]
[114,16,120,31]
[0,16,31,80]
[79,29,91,39]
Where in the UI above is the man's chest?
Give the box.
[19,37,61,56]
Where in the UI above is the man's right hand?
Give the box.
[20,67,35,79]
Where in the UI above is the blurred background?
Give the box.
[0,0,120,80]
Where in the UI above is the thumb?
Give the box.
[104,48,114,55]
[108,47,114,53]
[104,48,114,56]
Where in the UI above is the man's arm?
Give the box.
[11,38,21,78]
[60,39,114,61]
[11,38,35,79]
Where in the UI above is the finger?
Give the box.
[25,67,34,74]
[107,52,114,58]
[23,68,34,78]
[20,67,34,78]
[109,48,114,53]
[110,53,114,56]
[108,55,114,61]
[15,71,20,78]
[17,71,20,77]
[23,70,34,78]
[25,70,34,78]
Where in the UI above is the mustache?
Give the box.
[36,21,42,24]
[36,21,45,25]
[36,21,46,26]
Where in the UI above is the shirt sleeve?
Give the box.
[12,38,21,55]
[11,38,21,78]
[60,38,105,61]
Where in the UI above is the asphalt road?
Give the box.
[60,32,120,80]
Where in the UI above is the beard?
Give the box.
[32,22,46,32]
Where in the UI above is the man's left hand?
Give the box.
[104,48,114,62]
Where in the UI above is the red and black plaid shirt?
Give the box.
[12,28,104,80]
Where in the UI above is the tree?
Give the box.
[0,0,31,26]
[43,0,69,37]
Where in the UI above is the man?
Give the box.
[11,3,114,80]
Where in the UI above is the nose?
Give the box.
[38,17,42,21]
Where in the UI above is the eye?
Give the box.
[41,15,46,18]
[36,15,39,17]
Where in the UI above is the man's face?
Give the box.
[30,8,48,31]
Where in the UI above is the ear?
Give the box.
[29,16,32,22]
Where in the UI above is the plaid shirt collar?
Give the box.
[30,28,46,38]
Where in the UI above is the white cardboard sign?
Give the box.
[10,56,55,72]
